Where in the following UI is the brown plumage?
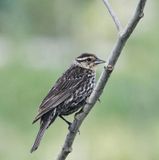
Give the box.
[30,53,105,153]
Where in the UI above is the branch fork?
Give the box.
[103,0,123,33]
[57,0,147,159]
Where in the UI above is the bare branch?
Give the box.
[56,0,147,160]
[103,0,122,32]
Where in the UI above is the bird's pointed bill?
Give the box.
[95,58,105,64]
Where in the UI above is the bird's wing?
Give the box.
[33,70,87,123]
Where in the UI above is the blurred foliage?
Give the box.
[0,0,95,37]
[0,0,158,160]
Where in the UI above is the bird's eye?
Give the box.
[87,58,92,62]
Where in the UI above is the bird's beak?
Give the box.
[95,58,106,65]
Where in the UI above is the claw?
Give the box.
[68,123,72,131]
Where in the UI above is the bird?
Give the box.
[30,53,105,153]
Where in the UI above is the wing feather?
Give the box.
[33,66,87,123]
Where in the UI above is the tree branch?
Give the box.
[56,0,147,159]
[103,0,122,33]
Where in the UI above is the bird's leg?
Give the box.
[59,115,71,126]
[59,115,80,134]
[59,115,74,132]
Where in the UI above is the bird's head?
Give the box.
[74,53,105,70]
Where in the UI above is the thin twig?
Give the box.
[56,0,147,160]
[103,0,122,32]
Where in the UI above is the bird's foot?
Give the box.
[68,123,80,135]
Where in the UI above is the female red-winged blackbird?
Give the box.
[30,53,105,153]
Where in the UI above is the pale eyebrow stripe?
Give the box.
[76,56,92,62]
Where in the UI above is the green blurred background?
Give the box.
[0,0,158,160]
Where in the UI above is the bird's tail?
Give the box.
[30,113,57,153]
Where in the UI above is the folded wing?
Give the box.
[33,67,87,123]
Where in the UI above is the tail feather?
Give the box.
[30,121,49,153]
[30,111,58,153]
